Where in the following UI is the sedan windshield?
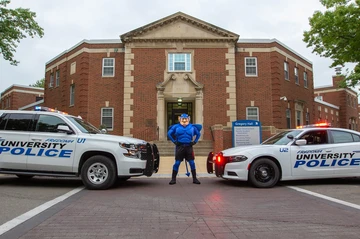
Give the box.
[66,116,101,134]
[262,130,303,145]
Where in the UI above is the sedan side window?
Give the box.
[331,130,356,143]
[300,130,328,145]
[36,115,68,133]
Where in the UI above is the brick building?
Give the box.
[39,12,357,152]
[314,74,359,130]
[0,85,44,110]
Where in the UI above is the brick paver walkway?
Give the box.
[3,178,360,239]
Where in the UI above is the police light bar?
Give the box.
[296,122,331,129]
[34,106,68,115]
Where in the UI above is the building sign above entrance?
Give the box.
[232,120,261,147]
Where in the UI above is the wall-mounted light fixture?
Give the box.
[177,97,182,106]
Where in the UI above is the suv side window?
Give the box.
[0,113,8,130]
[35,114,68,133]
[2,113,34,131]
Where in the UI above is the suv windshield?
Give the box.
[66,116,101,134]
[262,130,303,145]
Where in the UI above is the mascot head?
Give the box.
[178,113,190,126]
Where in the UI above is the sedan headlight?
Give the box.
[119,143,146,158]
[226,155,248,163]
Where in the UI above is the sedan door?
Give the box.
[290,129,335,178]
[329,129,360,176]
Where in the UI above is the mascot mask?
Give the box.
[178,113,190,126]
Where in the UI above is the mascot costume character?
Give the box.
[167,113,202,185]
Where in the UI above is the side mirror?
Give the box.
[294,139,307,146]
[101,128,107,134]
[57,125,73,134]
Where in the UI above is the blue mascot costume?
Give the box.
[167,113,201,185]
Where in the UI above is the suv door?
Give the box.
[0,113,34,170]
[27,114,77,172]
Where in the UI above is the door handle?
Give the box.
[31,138,42,142]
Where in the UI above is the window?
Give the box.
[102,58,115,77]
[294,68,299,84]
[6,97,10,108]
[168,53,191,72]
[296,110,301,127]
[101,108,114,130]
[36,115,67,133]
[304,72,308,88]
[284,62,289,80]
[49,74,54,88]
[301,130,328,145]
[246,107,259,121]
[305,112,309,125]
[70,62,76,75]
[330,130,359,143]
[2,113,33,131]
[286,109,291,129]
[70,84,75,106]
[245,57,257,76]
[55,70,60,87]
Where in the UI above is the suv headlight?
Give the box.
[119,143,146,158]
[226,155,248,163]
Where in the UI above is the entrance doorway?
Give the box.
[167,102,193,129]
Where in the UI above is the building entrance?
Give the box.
[167,102,193,129]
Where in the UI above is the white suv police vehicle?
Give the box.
[207,123,360,188]
[0,107,160,190]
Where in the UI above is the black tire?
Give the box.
[16,175,34,179]
[248,158,280,188]
[81,155,117,190]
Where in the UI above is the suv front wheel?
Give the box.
[81,155,117,190]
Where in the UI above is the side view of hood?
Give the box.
[87,133,148,145]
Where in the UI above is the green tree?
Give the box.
[29,78,44,88]
[0,0,44,65]
[303,0,360,87]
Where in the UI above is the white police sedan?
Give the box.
[207,123,360,188]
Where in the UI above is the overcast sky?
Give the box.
[0,0,356,94]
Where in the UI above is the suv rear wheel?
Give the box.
[81,155,117,190]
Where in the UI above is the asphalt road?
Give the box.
[0,175,359,239]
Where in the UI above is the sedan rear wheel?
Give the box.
[248,158,280,188]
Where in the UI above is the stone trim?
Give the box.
[123,47,134,136]
[226,47,237,127]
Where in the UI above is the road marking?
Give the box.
[0,186,84,236]
[288,186,360,210]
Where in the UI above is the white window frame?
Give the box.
[284,62,289,80]
[101,108,114,131]
[296,110,302,127]
[102,58,115,77]
[55,70,60,87]
[168,53,191,72]
[245,57,258,77]
[70,84,75,106]
[294,67,299,85]
[49,73,54,88]
[246,107,259,121]
[303,71,308,88]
